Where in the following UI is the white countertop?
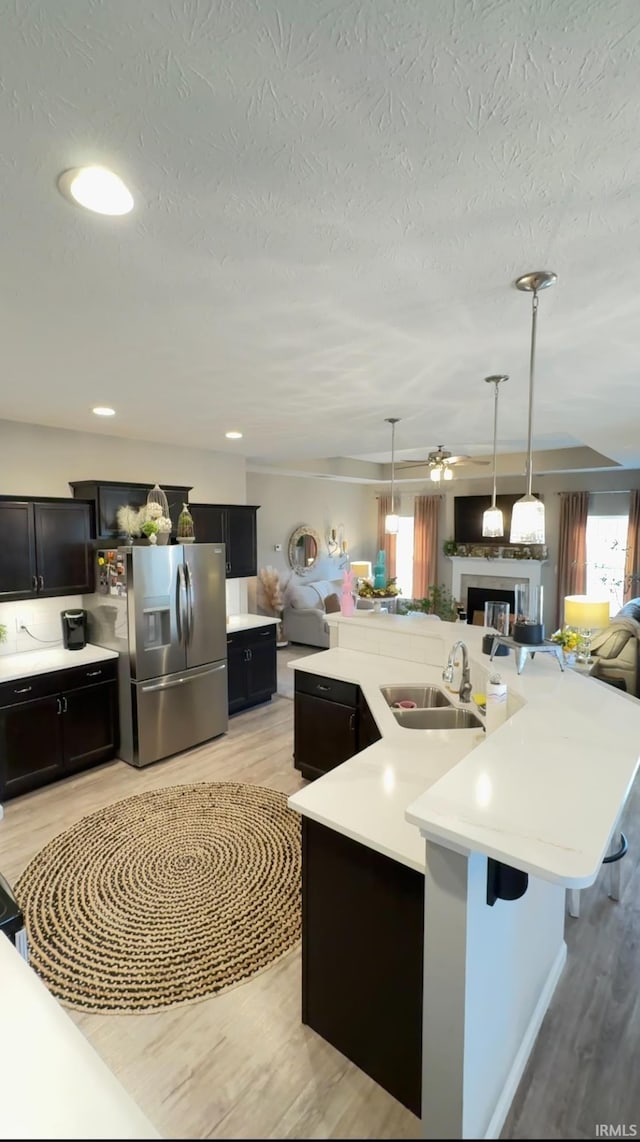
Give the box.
[0,644,118,684]
[0,935,161,1140]
[287,618,640,887]
[226,614,279,633]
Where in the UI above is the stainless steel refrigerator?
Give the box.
[84,543,228,767]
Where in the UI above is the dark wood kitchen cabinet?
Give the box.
[293,671,381,782]
[0,497,94,602]
[226,623,277,714]
[188,504,258,578]
[0,658,119,799]
[69,480,192,541]
[302,817,424,1116]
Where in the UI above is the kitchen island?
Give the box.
[287,613,640,1138]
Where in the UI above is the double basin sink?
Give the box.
[380,684,484,731]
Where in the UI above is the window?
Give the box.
[395,516,415,599]
[586,497,629,616]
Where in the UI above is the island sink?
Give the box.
[380,684,452,709]
[392,707,484,731]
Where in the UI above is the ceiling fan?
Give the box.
[397,444,491,482]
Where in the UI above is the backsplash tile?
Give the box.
[0,596,82,657]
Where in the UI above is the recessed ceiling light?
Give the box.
[225,431,243,440]
[92,406,116,417]
[58,167,134,215]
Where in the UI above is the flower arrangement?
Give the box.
[357,576,400,599]
[550,626,582,653]
[257,566,284,615]
[117,502,172,540]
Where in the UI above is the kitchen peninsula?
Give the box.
[287,612,640,1139]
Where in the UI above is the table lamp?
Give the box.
[350,561,372,584]
[563,595,610,663]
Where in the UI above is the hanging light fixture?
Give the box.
[429,461,453,483]
[482,374,509,537]
[384,417,400,534]
[509,270,557,544]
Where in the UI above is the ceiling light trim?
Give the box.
[57,166,134,215]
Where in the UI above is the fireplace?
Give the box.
[466,586,515,626]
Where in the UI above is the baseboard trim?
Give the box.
[482,939,568,1140]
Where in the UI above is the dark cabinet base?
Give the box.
[226,625,277,715]
[302,818,424,1116]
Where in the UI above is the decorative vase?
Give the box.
[156,531,170,545]
[177,503,195,543]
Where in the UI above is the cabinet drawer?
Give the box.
[59,658,118,692]
[295,671,358,708]
[227,624,276,649]
[0,673,63,708]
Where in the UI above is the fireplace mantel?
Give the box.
[448,556,546,608]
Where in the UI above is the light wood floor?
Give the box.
[1,652,639,1139]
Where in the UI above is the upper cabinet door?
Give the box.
[33,502,94,595]
[0,501,36,600]
[225,507,258,578]
[189,504,226,545]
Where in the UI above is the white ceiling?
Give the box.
[1,0,639,479]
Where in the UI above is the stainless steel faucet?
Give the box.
[443,640,472,703]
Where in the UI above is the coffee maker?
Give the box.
[61,609,88,651]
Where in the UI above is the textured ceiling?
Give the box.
[0,0,639,477]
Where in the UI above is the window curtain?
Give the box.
[624,490,640,603]
[556,491,589,626]
[413,495,440,599]
[377,495,396,580]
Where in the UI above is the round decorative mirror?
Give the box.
[288,524,321,574]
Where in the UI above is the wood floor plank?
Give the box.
[2,650,639,1138]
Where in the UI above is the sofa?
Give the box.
[589,598,640,698]
[281,578,345,648]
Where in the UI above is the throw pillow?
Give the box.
[324,592,341,614]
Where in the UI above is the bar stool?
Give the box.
[567,831,628,919]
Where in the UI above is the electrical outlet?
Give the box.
[16,609,33,631]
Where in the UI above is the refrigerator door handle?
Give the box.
[184,559,194,647]
[177,562,189,645]
[141,663,226,693]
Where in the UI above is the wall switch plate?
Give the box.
[274,544,282,551]
[16,610,34,631]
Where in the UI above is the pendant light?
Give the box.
[384,417,400,535]
[482,375,508,537]
[509,270,557,545]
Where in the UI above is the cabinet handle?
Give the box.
[260,630,272,636]
[349,712,356,732]
[316,684,331,692]
[37,575,44,591]
[86,670,102,677]
[62,696,68,713]
[14,685,32,695]
[56,697,62,714]
[31,575,37,591]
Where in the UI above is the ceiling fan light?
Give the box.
[443,466,453,481]
[430,468,441,482]
[385,512,400,535]
[482,506,504,538]
[509,494,545,545]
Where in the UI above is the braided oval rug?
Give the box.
[15,782,302,1014]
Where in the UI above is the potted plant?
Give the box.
[550,626,583,663]
[401,583,459,622]
[443,539,458,557]
[140,519,160,545]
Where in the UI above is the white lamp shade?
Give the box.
[443,466,453,481]
[350,561,372,580]
[564,596,610,630]
[385,513,399,535]
[509,494,545,544]
[430,468,441,482]
[482,506,504,538]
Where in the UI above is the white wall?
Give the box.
[246,471,379,590]
[0,419,246,503]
